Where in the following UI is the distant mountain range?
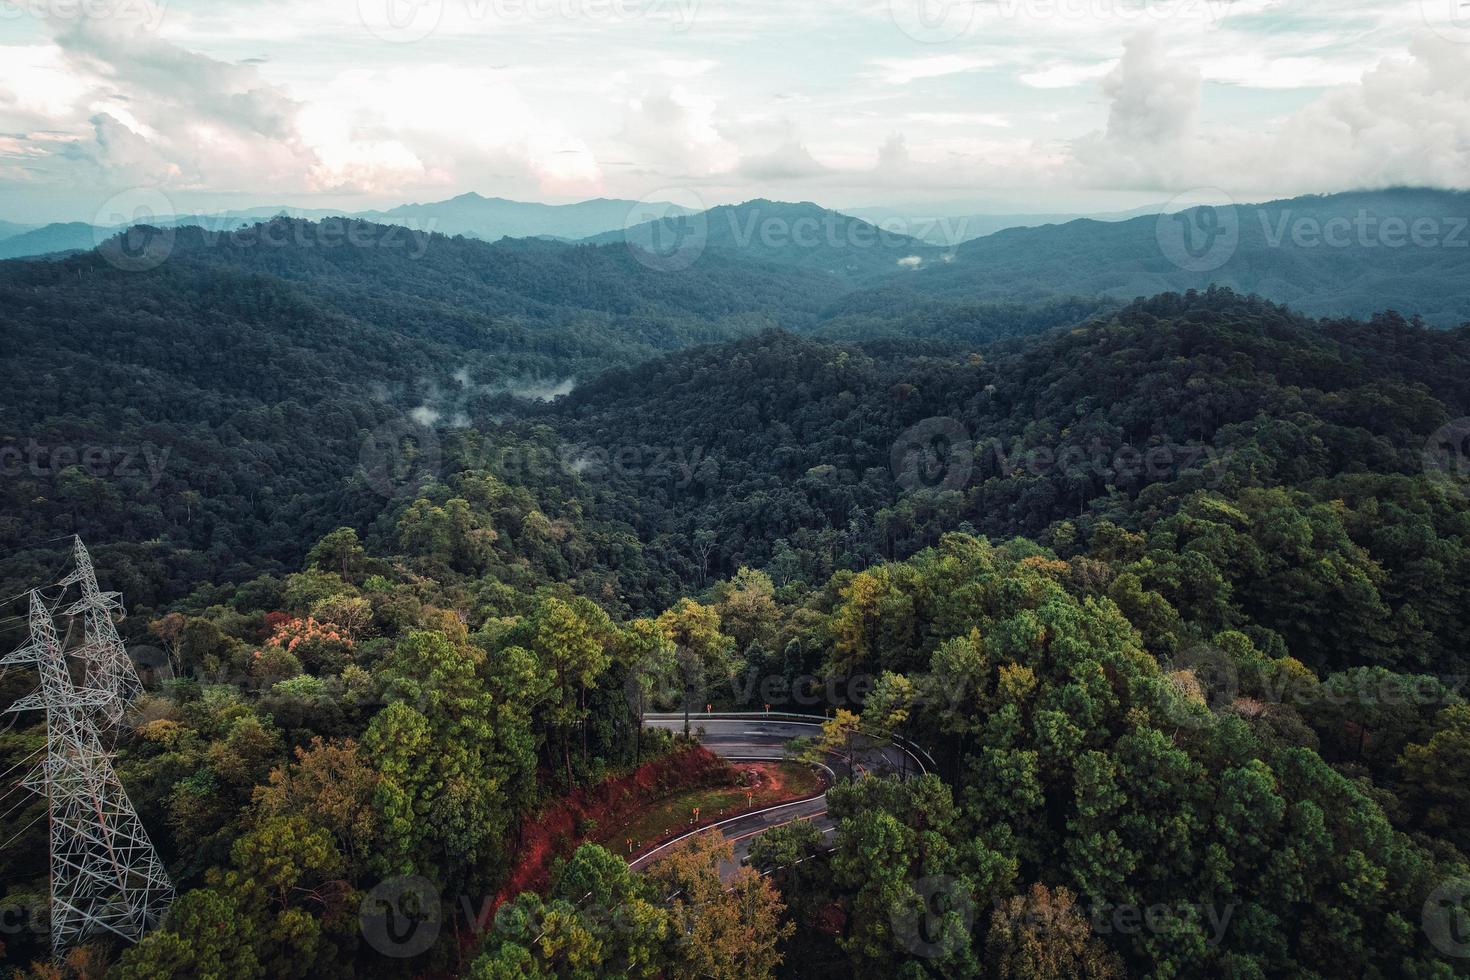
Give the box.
[902,187,1470,326]
[582,199,942,283]
[3,187,1466,325]
[843,204,1163,245]
[0,195,694,261]
[357,193,696,240]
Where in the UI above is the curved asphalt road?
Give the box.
[631,713,925,877]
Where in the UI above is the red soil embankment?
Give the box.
[483,745,733,924]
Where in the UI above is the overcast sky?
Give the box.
[1,0,1468,223]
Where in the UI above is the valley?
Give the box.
[1,193,1468,978]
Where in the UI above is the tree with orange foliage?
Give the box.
[986,883,1123,980]
[253,737,381,882]
[643,831,793,980]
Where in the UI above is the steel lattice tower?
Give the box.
[59,537,143,728]
[2,590,173,957]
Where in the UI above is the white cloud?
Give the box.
[905,112,1012,128]
[1099,32,1199,146]
[619,86,738,177]
[651,58,719,78]
[299,65,603,196]
[738,141,828,180]
[1,0,1468,217]
[1020,61,1115,89]
[871,54,992,85]
[1068,31,1470,195]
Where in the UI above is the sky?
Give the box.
[1,0,1469,223]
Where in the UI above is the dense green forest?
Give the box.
[1,219,1469,978]
[0,216,1117,610]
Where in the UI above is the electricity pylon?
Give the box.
[60,537,143,728]
[2,590,173,957]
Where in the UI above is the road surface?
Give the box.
[631,713,927,876]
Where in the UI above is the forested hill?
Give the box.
[0,218,834,604]
[0,216,1098,611]
[900,187,1470,325]
[4,212,1469,631]
[548,289,1470,672]
[3,246,1470,977]
[577,188,1470,324]
[584,199,944,282]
